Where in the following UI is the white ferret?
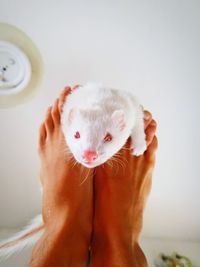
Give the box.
[0,83,146,260]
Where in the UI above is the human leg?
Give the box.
[90,111,158,267]
[30,87,93,267]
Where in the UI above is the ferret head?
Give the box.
[62,107,129,168]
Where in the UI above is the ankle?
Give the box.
[133,242,148,267]
[31,224,89,267]
[90,229,136,267]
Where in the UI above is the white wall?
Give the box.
[0,0,200,241]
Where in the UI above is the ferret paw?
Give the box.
[131,141,147,156]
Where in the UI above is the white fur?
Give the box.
[61,82,146,168]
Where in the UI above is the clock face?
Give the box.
[0,41,31,95]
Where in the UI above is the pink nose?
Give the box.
[82,150,98,163]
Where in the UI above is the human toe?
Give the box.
[51,98,60,126]
[145,136,158,163]
[144,110,153,129]
[45,106,54,134]
[72,84,80,90]
[58,86,71,113]
[145,119,157,146]
[38,122,46,151]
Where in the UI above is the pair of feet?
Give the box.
[34,87,157,267]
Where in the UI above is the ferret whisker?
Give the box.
[109,157,121,173]
[79,169,91,186]
[64,150,72,154]
[106,161,111,167]
[63,147,74,159]
[70,158,78,169]
[120,147,131,151]
[66,155,74,163]
[115,156,126,167]
[112,157,124,168]
[113,152,128,166]
[111,156,126,174]
[64,150,72,155]
[114,155,126,166]
[109,158,120,175]
[107,160,114,170]
[111,160,114,169]
[62,144,73,155]
[114,152,123,158]
[70,159,75,168]
[73,160,79,169]
[112,159,119,175]
[117,155,128,168]
[65,154,74,159]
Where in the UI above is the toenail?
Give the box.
[54,98,59,105]
[64,86,71,91]
[46,106,52,113]
[151,120,157,126]
[144,112,150,120]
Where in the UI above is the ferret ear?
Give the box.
[67,108,75,125]
[111,110,126,131]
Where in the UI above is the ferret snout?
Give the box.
[82,150,98,163]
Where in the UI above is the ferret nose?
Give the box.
[82,150,98,163]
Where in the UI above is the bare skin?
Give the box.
[30,85,157,267]
[30,87,93,267]
[91,111,158,267]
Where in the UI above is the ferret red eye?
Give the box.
[74,131,80,139]
[104,133,112,142]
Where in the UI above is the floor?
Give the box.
[0,230,200,267]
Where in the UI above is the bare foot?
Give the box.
[31,87,93,267]
[90,111,158,267]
